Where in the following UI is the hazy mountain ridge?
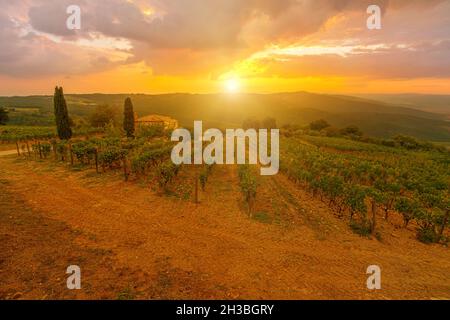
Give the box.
[354,94,450,117]
[1,92,449,141]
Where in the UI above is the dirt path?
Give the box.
[0,150,17,157]
[0,157,449,300]
[0,181,164,300]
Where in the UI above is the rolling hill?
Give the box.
[1,92,449,141]
[355,94,450,116]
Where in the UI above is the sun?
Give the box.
[224,78,240,94]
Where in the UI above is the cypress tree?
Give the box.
[0,107,9,125]
[53,86,72,140]
[123,97,135,138]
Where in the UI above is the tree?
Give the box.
[393,135,420,150]
[324,126,340,137]
[242,118,260,130]
[262,117,277,129]
[89,105,117,128]
[53,86,72,140]
[309,119,330,131]
[340,125,363,137]
[0,107,9,125]
[123,97,135,138]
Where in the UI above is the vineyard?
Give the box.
[2,0,450,300]
[4,122,226,204]
[13,135,187,193]
[0,126,103,143]
[1,127,449,300]
[280,135,449,244]
[2,124,449,245]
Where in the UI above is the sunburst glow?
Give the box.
[224,78,240,94]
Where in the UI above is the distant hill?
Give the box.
[1,92,449,141]
[354,94,450,117]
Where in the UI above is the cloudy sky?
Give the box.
[0,0,449,95]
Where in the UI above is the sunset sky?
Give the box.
[0,0,449,95]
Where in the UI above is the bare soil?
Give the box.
[0,156,449,300]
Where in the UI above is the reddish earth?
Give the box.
[0,144,15,152]
[0,150,17,157]
[0,155,449,300]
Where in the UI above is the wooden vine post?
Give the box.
[38,141,42,159]
[33,140,37,160]
[248,191,253,217]
[371,200,377,236]
[69,144,74,165]
[15,140,20,156]
[94,148,99,173]
[123,156,129,181]
[194,166,199,204]
[53,142,57,160]
[26,141,31,159]
[437,209,449,243]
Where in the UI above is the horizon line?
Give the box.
[1,90,450,98]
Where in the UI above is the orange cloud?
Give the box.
[0,0,449,94]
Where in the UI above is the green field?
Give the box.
[0,126,103,142]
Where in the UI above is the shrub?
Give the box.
[262,117,277,129]
[340,125,363,137]
[323,126,341,137]
[99,147,127,168]
[199,164,214,191]
[416,225,437,244]
[131,144,172,176]
[309,119,330,131]
[56,141,68,160]
[89,105,117,128]
[344,184,367,221]
[242,118,261,130]
[199,171,208,191]
[137,125,165,139]
[395,197,419,228]
[349,220,372,237]
[238,165,258,213]
[71,141,97,164]
[156,161,180,190]
[40,143,52,158]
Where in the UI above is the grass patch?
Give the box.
[416,226,437,244]
[70,164,86,172]
[253,211,271,224]
[117,287,136,300]
[349,220,371,238]
[82,171,101,179]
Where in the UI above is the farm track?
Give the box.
[0,149,17,157]
[0,156,449,299]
